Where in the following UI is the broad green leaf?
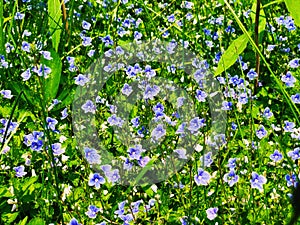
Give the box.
[27,218,46,225]
[215,34,249,76]
[48,0,62,52]
[285,0,300,27]
[250,2,266,44]
[10,82,38,107]
[41,49,62,104]
[21,177,38,192]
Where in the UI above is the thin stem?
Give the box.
[254,0,261,90]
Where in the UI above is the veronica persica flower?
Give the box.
[194,168,211,186]
[13,165,27,178]
[206,207,218,220]
[269,150,283,162]
[250,172,267,192]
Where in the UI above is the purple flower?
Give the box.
[195,90,207,102]
[46,117,58,131]
[284,121,295,132]
[174,148,187,159]
[188,117,205,133]
[106,169,120,183]
[85,205,100,218]
[291,93,300,104]
[167,14,175,23]
[281,71,296,87]
[289,58,299,68]
[119,214,134,223]
[206,207,218,220]
[84,147,101,164]
[128,145,144,160]
[52,143,65,156]
[250,172,267,192]
[200,152,213,167]
[82,20,91,30]
[61,108,68,120]
[101,35,114,46]
[14,12,25,20]
[81,100,96,114]
[14,165,27,178]
[270,150,283,162]
[256,125,267,139]
[0,90,13,99]
[82,36,92,46]
[151,124,166,141]
[194,168,211,186]
[107,114,124,127]
[131,117,139,128]
[115,200,127,216]
[227,158,237,169]
[21,69,31,81]
[88,173,105,188]
[40,51,52,60]
[263,107,273,119]
[69,218,82,225]
[285,174,298,187]
[221,101,232,110]
[247,69,258,80]
[223,169,239,187]
[33,64,52,77]
[21,41,31,52]
[138,156,150,167]
[143,85,160,100]
[74,74,90,86]
[121,83,133,96]
[288,147,300,161]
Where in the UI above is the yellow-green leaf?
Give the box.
[285,0,300,27]
[48,0,62,52]
[215,34,249,76]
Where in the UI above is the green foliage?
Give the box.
[48,0,62,52]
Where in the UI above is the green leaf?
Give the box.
[48,0,62,52]
[10,82,37,107]
[27,218,45,225]
[285,0,300,27]
[21,177,38,192]
[1,212,19,223]
[0,186,12,198]
[215,34,249,76]
[41,49,62,104]
[250,2,266,44]
[17,216,28,225]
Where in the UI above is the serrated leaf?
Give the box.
[285,0,300,27]
[48,0,62,52]
[41,49,62,104]
[215,34,249,76]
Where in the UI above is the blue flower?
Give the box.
[285,174,298,187]
[101,35,114,46]
[291,93,300,104]
[14,12,25,20]
[143,85,160,100]
[121,83,133,96]
[21,41,31,52]
[221,101,232,110]
[206,207,218,220]
[250,172,267,192]
[52,143,65,156]
[167,14,175,23]
[200,152,213,167]
[247,69,258,80]
[14,165,27,178]
[46,117,58,131]
[223,169,239,187]
[105,169,120,183]
[284,121,295,132]
[40,51,52,60]
[263,107,273,119]
[128,145,144,160]
[269,150,283,162]
[227,158,237,169]
[188,117,205,133]
[174,148,187,159]
[107,114,124,127]
[85,205,100,218]
[89,173,105,189]
[131,117,139,128]
[256,125,267,139]
[138,156,150,167]
[61,108,68,120]
[82,36,92,46]
[33,64,52,77]
[151,124,166,141]
[195,90,207,102]
[289,58,300,68]
[281,71,296,87]
[84,147,101,164]
[194,168,211,186]
[81,100,96,114]
[288,147,300,161]
[0,90,13,99]
[74,74,90,86]
[69,218,82,225]
[82,20,91,30]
